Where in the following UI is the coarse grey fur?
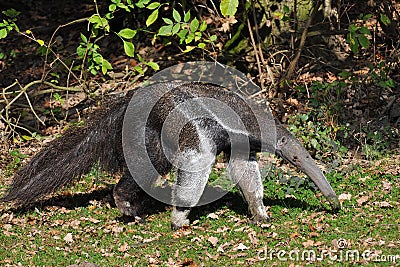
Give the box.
[1,82,340,229]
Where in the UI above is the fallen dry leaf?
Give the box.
[338,193,352,203]
[357,195,369,206]
[302,239,314,248]
[207,213,219,219]
[234,243,248,251]
[382,181,392,192]
[290,232,300,238]
[181,258,197,267]
[314,241,323,246]
[205,251,219,261]
[64,233,73,243]
[308,222,316,231]
[309,232,319,238]
[208,236,218,247]
[69,219,81,229]
[217,241,233,253]
[248,230,259,245]
[67,262,98,267]
[118,242,129,252]
[219,16,237,32]
[375,201,392,208]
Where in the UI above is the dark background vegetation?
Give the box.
[0,1,399,266]
[0,0,398,166]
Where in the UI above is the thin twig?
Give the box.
[42,17,88,84]
[247,17,265,92]
[0,79,83,136]
[31,81,82,97]
[283,0,323,81]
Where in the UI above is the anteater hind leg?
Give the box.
[227,153,270,222]
[114,126,172,219]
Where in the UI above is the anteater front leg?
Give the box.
[171,149,215,230]
[227,153,270,223]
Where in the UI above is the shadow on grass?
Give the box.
[190,190,328,223]
[4,186,114,214]
[5,184,333,225]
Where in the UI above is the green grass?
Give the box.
[0,157,399,266]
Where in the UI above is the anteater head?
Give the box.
[274,123,340,211]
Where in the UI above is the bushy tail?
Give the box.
[1,93,132,205]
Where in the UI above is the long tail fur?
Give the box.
[1,93,132,205]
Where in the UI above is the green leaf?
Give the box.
[10,150,19,157]
[172,23,180,35]
[93,54,103,65]
[350,42,359,54]
[348,24,358,32]
[134,65,144,74]
[359,26,370,35]
[273,11,284,19]
[380,14,391,26]
[194,31,202,41]
[185,32,195,44]
[89,15,109,31]
[109,4,117,12]
[173,9,181,22]
[190,18,199,32]
[338,71,351,79]
[184,11,191,23]
[311,139,320,149]
[88,15,101,24]
[363,14,372,21]
[136,0,150,8]
[13,23,20,33]
[146,61,159,70]
[209,35,217,42]
[146,2,160,10]
[36,39,45,46]
[163,18,173,25]
[3,8,20,18]
[101,59,112,75]
[177,29,188,41]
[197,42,206,49]
[146,9,159,26]
[117,3,130,12]
[158,25,173,36]
[358,34,370,48]
[386,79,395,88]
[118,28,137,39]
[21,135,33,141]
[80,33,88,43]
[199,20,207,32]
[123,40,135,57]
[220,0,239,16]
[283,5,290,14]
[183,46,195,52]
[0,28,7,39]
